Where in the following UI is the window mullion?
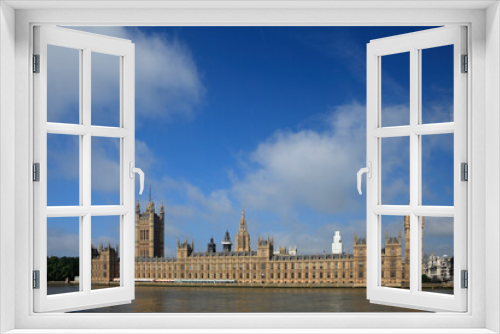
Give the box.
[82,47,92,293]
[122,49,135,293]
[365,47,380,300]
[409,48,420,294]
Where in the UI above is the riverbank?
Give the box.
[55,281,453,290]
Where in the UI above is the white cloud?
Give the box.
[47,134,79,180]
[263,218,366,255]
[136,139,156,173]
[47,227,79,257]
[381,105,410,127]
[52,26,205,123]
[147,101,413,254]
[231,101,366,215]
[91,138,120,193]
[184,184,233,215]
[159,177,234,219]
[47,46,80,123]
[424,217,454,238]
[48,135,156,196]
[129,100,450,255]
[422,101,453,124]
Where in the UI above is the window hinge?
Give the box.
[33,54,40,73]
[461,54,468,73]
[33,270,40,289]
[33,163,40,182]
[461,162,468,181]
[461,270,468,289]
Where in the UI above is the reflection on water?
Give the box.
[47,284,433,312]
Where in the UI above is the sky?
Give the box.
[46,26,455,260]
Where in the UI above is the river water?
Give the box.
[47,284,437,312]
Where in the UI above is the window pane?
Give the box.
[421,216,454,295]
[421,45,454,124]
[91,216,121,290]
[47,217,80,295]
[381,52,410,127]
[47,45,80,124]
[421,134,454,206]
[91,137,121,205]
[91,52,121,127]
[381,136,410,205]
[380,215,410,289]
[47,134,80,206]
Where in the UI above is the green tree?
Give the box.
[422,274,431,283]
[47,256,79,282]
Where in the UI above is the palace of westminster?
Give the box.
[91,200,453,286]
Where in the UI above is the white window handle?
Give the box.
[357,162,371,195]
[129,161,145,195]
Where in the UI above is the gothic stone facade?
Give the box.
[134,205,422,287]
[90,200,165,283]
[136,235,369,285]
[92,201,423,286]
[135,200,165,258]
[91,243,120,283]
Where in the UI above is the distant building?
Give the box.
[91,200,435,287]
[235,209,251,252]
[135,200,165,258]
[332,231,342,255]
[177,238,194,258]
[380,216,425,287]
[132,204,423,287]
[221,230,232,252]
[274,246,287,255]
[273,246,296,255]
[91,243,119,283]
[423,252,453,282]
[207,237,216,254]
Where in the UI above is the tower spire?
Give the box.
[149,183,152,203]
[239,207,247,229]
[236,207,251,251]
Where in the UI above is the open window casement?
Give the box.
[33,26,140,312]
[364,26,467,312]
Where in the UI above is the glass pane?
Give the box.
[421,216,454,294]
[91,216,121,290]
[381,52,410,127]
[47,217,80,295]
[47,45,80,124]
[421,45,454,124]
[421,134,454,206]
[381,136,410,205]
[380,215,410,289]
[91,52,121,127]
[91,137,121,205]
[47,134,79,206]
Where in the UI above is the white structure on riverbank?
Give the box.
[332,231,342,255]
[423,252,453,282]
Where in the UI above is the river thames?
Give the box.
[47,285,439,312]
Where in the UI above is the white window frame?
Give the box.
[366,26,467,312]
[33,25,136,313]
[0,1,499,333]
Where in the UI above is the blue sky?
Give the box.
[46,26,454,260]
